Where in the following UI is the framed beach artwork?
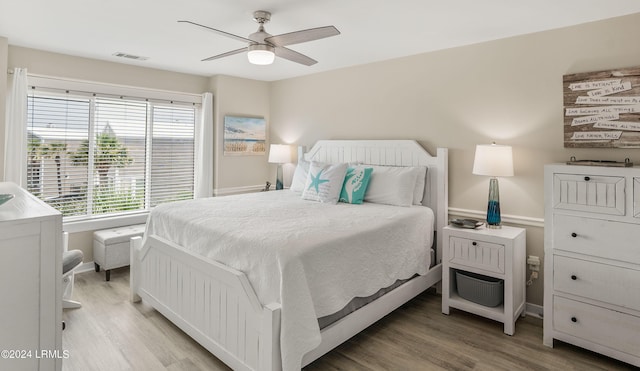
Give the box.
[223,115,266,155]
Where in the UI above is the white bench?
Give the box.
[93,224,145,281]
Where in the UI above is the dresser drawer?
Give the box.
[553,296,640,357]
[552,173,625,215]
[554,255,640,311]
[448,236,504,274]
[553,214,640,265]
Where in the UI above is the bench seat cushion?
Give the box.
[94,224,146,244]
[93,224,145,271]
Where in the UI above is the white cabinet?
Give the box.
[0,183,62,371]
[442,225,526,335]
[544,164,640,367]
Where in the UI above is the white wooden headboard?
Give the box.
[304,140,448,265]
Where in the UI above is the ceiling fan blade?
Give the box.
[274,46,317,66]
[201,47,247,62]
[265,26,340,47]
[178,20,253,44]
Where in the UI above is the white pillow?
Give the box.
[364,166,419,207]
[290,159,310,193]
[412,166,428,205]
[302,162,348,204]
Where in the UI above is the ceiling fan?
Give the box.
[179,10,340,66]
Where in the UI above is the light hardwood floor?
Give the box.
[62,267,635,371]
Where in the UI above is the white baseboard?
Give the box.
[74,261,97,274]
[448,207,544,228]
[75,261,135,275]
[525,302,544,319]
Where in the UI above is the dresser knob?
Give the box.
[571,317,577,323]
[472,241,477,246]
[571,233,577,238]
[571,275,577,280]
[584,176,590,181]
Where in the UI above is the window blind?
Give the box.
[27,94,90,217]
[150,105,195,206]
[26,90,196,220]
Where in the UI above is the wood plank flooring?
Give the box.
[62,268,636,371]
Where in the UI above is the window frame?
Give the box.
[26,75,202,233]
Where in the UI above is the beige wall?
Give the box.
[8,46,209,94]
[209,75,271,191]
[269,13,640,307]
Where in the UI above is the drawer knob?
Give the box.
[571,233,577,238]
[571,317,577,323]
[584,176,590,181]
[472,241,477,246]
[571,275,577,280]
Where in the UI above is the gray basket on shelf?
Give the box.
[455,270,504,307]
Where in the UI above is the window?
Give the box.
[26,90,197,221]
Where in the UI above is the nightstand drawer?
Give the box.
[448,236,504,274]
[553,214,640,265]
[553,296,640,357]
[554,256,640,311]
[552,173,625,215]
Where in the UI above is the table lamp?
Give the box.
[472,143,514,228]
[268,144,292,190]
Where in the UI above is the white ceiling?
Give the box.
[2,0,640,82]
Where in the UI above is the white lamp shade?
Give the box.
[268,144,292,164]
[472,143,514,177]
[247,44,275,65]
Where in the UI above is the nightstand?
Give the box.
[441,224,526,335]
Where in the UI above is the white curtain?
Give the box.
[4,68,28,186]
[194,92,213,198]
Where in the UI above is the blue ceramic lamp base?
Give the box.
[275,164,284,190]
[486,178,502,229]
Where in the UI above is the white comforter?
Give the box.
[145,190,434,370]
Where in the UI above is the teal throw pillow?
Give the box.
[339,166,373,204]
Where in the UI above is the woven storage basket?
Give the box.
[455,270,504,307]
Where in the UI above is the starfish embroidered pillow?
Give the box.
[301,162,348,204]
[339,166,373,204]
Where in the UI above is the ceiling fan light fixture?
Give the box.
[247,44,275,65]
[182,11,339,66]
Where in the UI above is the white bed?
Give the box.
[130,140,448,371]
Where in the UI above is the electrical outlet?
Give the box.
[527,255,540,272]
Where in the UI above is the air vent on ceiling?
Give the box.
[112,52,149,61]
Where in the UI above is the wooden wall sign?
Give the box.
[563,66,640,148]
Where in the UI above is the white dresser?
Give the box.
[0,183,63,371]
[544,164,640,367]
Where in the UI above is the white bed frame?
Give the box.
[130,140,448,371]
